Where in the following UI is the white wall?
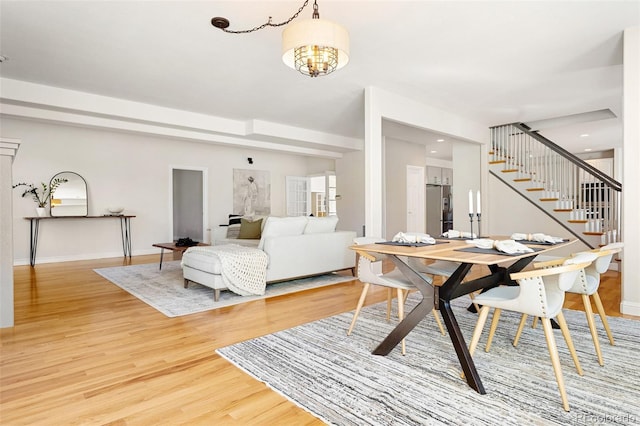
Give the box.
[4,117,335,265]
[621,26,640,316]
[452,141,482,234]
[335,150,365,237]
[384,138,427,239]
[487,174,591,258]
[364,87,488,237]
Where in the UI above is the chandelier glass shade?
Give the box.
[282,18,349,77]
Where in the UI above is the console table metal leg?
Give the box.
[120,217,132,258]
[29,218,40,267]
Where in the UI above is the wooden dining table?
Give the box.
[350,236,576,395]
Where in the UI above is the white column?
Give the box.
[0,138,21,328]
[621,26,640,316]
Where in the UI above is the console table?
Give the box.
[25,215,136,266]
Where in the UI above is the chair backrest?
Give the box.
[560,252,599,291]
[353,237,385,279]
[592,242,624,274]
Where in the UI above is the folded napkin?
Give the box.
[510,232,564,244]
[467,239,534,254]
[442,230,476,239]
[392,232,436,244]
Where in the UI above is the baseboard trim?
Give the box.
[620,300,640,317]
[13,248,160,266]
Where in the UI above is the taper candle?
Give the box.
[468,190,473,214]
[476,190,481,215]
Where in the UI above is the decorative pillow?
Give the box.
[226,223,241,239]
[238,218,263,239]
[304,216,339,234]
[228,214,242,226]
[258,216,308,249]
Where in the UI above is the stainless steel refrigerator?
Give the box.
[426,184,453,236]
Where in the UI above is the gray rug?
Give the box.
[217,295,640,425]
[94,261,355,317]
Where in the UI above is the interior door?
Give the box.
[406,165,425,233]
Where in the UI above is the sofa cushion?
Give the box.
[258,216,308,249]
[304,216,339,234]
[238,218,263,239]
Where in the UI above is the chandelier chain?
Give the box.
[221,0,311,34]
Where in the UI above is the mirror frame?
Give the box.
[49,171,89,217]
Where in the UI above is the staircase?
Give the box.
[489,123,622,249]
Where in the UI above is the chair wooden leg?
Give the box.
[581,293,604,366]
[555,311,583,376]
[485,308,502,352]
[592,292,615,345]
[462,305,491,379]
[397,288,406,355]
[532,316,539,329]
[214,288,220,302]
[347,283,370,335]
[541,318,570,412]
[386,288,393,322]
[513,314,528,347]
[432,310,446,335]
[469,306,491,356]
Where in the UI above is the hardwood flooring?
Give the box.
[1,255,634,425]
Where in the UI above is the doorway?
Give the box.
[171,167,207,242]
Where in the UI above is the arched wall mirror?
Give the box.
[50,171,88,217]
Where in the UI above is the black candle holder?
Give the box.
[469,213,474,238]
[476,213,482,238]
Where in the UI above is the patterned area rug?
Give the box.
[217,295,640,425]
[94,261,355,317]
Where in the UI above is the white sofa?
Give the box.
[182,216,356,300]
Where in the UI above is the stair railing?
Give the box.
[490,123,621,247]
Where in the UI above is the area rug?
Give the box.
[217,295,640,425]
[94,261,355,317]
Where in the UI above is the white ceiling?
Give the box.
[1,1,638,160]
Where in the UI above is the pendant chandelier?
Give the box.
[212,0,349,78]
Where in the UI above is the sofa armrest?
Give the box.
[212,226,228,241]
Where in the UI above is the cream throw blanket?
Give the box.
[183,245,269,296]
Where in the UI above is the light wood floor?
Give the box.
[1,255,635,425]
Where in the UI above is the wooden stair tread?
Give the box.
[539,198,558,202]
[584,232,604,236]
[502,169,519,173]
[489,160,506,164]
[513,178,532,182]
[526,188,544,192]
[553,209,572,212]
[568,220,588,223]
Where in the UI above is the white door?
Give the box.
[406,166,425,233]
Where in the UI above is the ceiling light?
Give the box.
[584,148,593,152]
[430,150,438,154]
[436,139,445,142]
[580,134,590,138]
[212,0,349,78]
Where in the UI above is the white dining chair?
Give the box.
[466,252,598,411]
[348,237,445,355]
[531,242,624,366]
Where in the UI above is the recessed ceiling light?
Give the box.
[584,148,593,152]
[430,150,438,154]
[436,139,445,142]
[580,134,590,138]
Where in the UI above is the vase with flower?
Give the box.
[13,178,68,217]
